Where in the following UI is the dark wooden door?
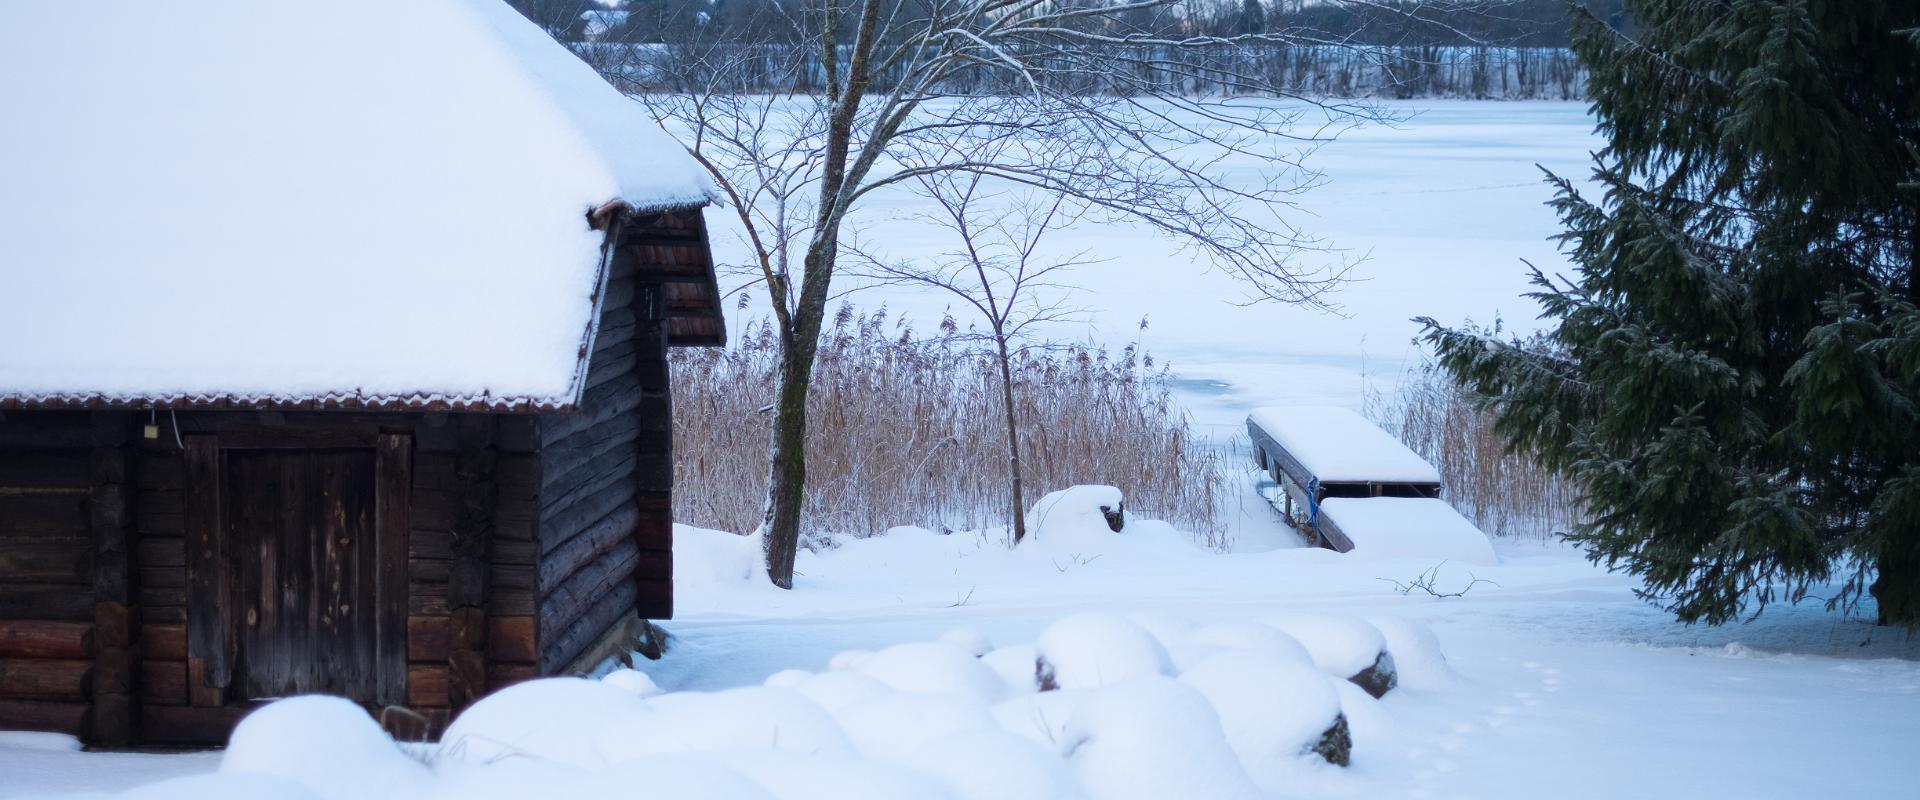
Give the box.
[224,449,379,701]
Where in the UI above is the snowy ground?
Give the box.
[11,498,1915,800]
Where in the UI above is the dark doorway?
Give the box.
[224,449,380,701]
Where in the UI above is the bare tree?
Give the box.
[847,155,1096,544]
[617,0,1436,589]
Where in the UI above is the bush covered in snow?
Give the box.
[87,613,1456,800]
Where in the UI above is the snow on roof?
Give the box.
[1247,406,1442,484]
[0,0,715,411]
[1317,498,1496,565]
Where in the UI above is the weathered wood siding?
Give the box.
[0,412,114,739]
[534,215,677,674]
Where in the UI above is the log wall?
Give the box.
[534,214,677,674]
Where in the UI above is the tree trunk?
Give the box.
[761,236,839,589]
[1872,550,1919,627]
[996,334,1027,544]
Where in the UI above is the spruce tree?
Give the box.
[1418,1,1920,625]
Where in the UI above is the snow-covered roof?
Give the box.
[1247,406,1442,484]
[0,0,716,412]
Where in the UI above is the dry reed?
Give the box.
[1366,358,1583,538]
[672,305,1228,546]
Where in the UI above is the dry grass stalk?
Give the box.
[1367,359,1583,538]
[673,306,1228,546]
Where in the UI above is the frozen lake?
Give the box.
[705,99,1601,437]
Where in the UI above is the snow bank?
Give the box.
[1363,615,1456,691]
[1319,498,1498,565]
[0,0,714,410]
[80,612,1461,800]
[1248,406,1441,484]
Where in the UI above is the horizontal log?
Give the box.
[495,454,539,494]
[490,564,533,591]
[138,565,186,590]
[0,494,90,539]
[136,537,185,568]
[0,413,102,449]
[412,489,455,532]
[495,416,539,455]
[410,530,452,561]
[138,703,245,745]
[142,623,186,660]
[538,501,639,596]
[538,479,634,556]
[492,539,536,567]
[141,606,187,625]
[543,580,637,673]
[488,616,537,664]
[0,586,95,620]
[536,371,643,446]
[487,662,539,691]
[136,585,187,609]
[408,615,449,662]
[412,453,456,492]
[410,558,451,585]
[540,539,639,639]
[0,545,91,584]
[0,657,92,701]
[0,451,91,489]
[135,455,184,490]
[0,697,88,735]
[140,659,187,705]
[0,620,92,659]
[488,587,535,617]
[408,664,449,708]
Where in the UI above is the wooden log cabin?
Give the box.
[0,2,724,745]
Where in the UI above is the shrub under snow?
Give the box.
[1034,613,1174,690]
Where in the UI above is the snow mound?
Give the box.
[719,751,960,800]
[674,525,768,593]
[1187,620,1315,664]
[937,627,995,657]
[439,677,649,768]
[1179,651,1347,783]
[614,687,856,760]
[1035,613,1174,690]
[1060,677,1265,800]
[1319,498,1497,565]
[222,695,428,800]
[834,692,999,762]
[980,644,1044,695]
[1263,614,1389,679]
[896,729,1090,800]
[849,641,1005,702]
[774,670,893,714]
[1364,615,1456,691]
[1023,486,1127,551]
[603,668,665,697]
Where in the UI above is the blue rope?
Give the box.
[1307,477,1320,525]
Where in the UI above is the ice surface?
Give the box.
[1248,406,1442,484]
[0,0,712,409]
[1319,497,1498,565]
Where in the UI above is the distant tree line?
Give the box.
[510,0,1624,99]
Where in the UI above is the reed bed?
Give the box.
[1367,360,1583,539]
[671,306,1228,546]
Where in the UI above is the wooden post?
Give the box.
[88,413,133,744]
[181,434,228,707]
[632,269,674,620]
[447,421,491,710]
[374,434,412,709]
